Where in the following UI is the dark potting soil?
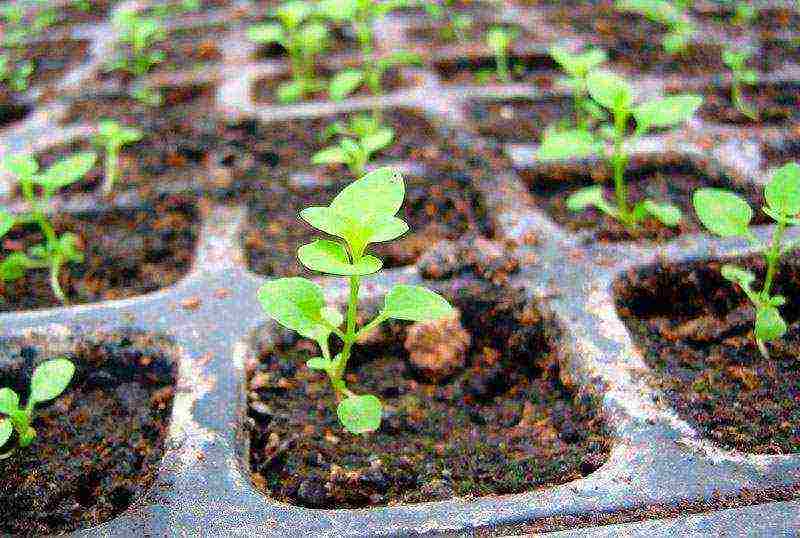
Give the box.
[252,67,406,104]
[247,280,610,508]
[760,37,800,72]
[520,156,768,243]
[693,82,800,126]
[0,331,176,535]
[763,138,800,171]
[467,96,572,144]
[614,256,800,454]
[408,20,533,48]
[0,194,199,312]
[152,24,227,72]
[434,53,559,86]
[55,0,117,26]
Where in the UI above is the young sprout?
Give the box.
[615,0,696,55]
[731,1,756,26]
[0,358,74,457]
[0,152,97,304]
[422,0,473,42]
[106,9,166,77]
[485,26,519,83]
[537,70,702,230]
[93,119,143,195]
[693,162,800,358]
[247,0,331,103]
[312,114,394,176]
[722,48,758,121]
[549,45,608,131]
[0,55,34,92]
[258,167,454,434]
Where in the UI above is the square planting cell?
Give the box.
[0,330,177,535]
[519,154,768,243]
[433,52,559,86]
[245,280,610,508]
[615,257,800,454]
[691,82,800,126]
[467,96,572,144]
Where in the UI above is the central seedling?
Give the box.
[106,9,166,103]
[422,0,473,42]
[247,0,331,103]
[93,119,143,195]
[0,358,74,457]
[722,48,758,121]
[258,167,454,434]
[694,162,800,358]
[485,26,519,83]
[0,152,96,304]
[615,0,696,54]
[549,45,608,131]
[312,113,394,177]
[538,69,702,230]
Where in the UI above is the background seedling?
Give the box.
[537,70,702,230]
[93,119,143,195]
[106,9,167,78]
[258,167,454,434]
[723,48,758,121]
[485,26,519,83]
[312,114,394,176]
[421,0,473,42]
[549,45,608,131]
[0,358,74,457]
[0,55,34,92]
[0,152,97,304]
[615,0,696,55]
[693,162,800,358]
[247,0,331,103]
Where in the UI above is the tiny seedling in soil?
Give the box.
[312,113,394,177]
[723,48,758,121]
[106,9,166,77]
[0,152,97,304]
[693,162,800,358]
[485,26,519,83]
[0,358,75,457]
[258,167,454,434]
[421,0,473,42]
[1,2,57,48]
[537,69,702,230]
[0,55,34,92]
[615,0,696,55]
[549,45,608,131]
[93,119,143,195]
[247,0,331,103]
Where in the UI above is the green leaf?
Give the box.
[586,69,634,112]
[3,153,38,179]
[306,356,332,370]
[721,264,756,289]
[765,162,800,218]
[755,306,786,342]
[367,214,408,243]
[35,152,97,193]
[381,284,454,321]
[0,210,14,238]
[329,69,364,101]
[0,418,11,447]
[693,188,752,237]
[258,277,329,339]
[298,239,382,275]
[642,200,682,226]
[311,146,349,165]
[337,394,382,434]
[633,94,702,129]
[549,45,607,77]
[29,358,75,404]
[0,252,32,281]
[566,185,619,218]
[321,306,343,328]
[361,128,394,155]
[276,80,307,104]
[0,388,19,414]
[536,129,600,161]
[331,167,404,219]
[318,0,358,21]
[275,0,313,28]
[97,119,142,145]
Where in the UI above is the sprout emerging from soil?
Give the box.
[549,45,608,131]
[312,113,394,176]
[0,55,33,92]
[247,1,331,103]
[106,9,166,78]
[258,167,454,434]
[723,48,758,121]
[537,70,702,230]
[0,358,75,456]
[1,2,57,48]
[422,0,473,42]
[615,0,696,55]
[0,152,97,304]
[694,162,800,358]
[485,26,519,83]
[93,119,143,195]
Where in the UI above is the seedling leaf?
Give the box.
[721,264,756,289]
[298,239,382,275]
[330,167,404,218]
[633,95,703,129]
[258,277,328,339]
[765,162,800,217]
[536,129,600,161]
[361,128,394,155]
[329,69,364,101]
[3,153,38,179]
[0,419,11,447]
[29,358,75,404]
[586,69,633,111]
[693,188,752,237]
[642,200,682,226]
[35,152,97,193]
[306,357,332,370]
[337,394,382,434]
[755,306,786,341]
[0,388,19,414]
[381,284,454,321]
[0,210,14,238]
[312,146,349,165]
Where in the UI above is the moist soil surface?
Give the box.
[467,96,572,144]
[434,53,559,86]
[152,24,227,72]
[520,156,767,243]
[0,193,199,312]
[408,20,532,48]
[694,82,800,126]
[615,256,800,454]
[247,280,610,508]
[0,331,176,536]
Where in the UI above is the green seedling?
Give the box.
[258,167,454,434]
[422,0,473,42]
[549,45,608,131]
[106,9,166,77]
[485,26,519,83]
[312,114,394,176]
[0,152,97,304]
[537,70,702,230]
[149,0,202,17]
[0,55,34,92]
[616,0,696,54]
[693,162,800,358]
[93,119,143,195]
[247,1,330,103]
[1,2,56,47]
[722,48,758,121]
[0,358,74,457]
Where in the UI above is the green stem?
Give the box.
[496,48,509,82]
[103,145,119,195]
[50,256,68,305]
[612,109,630,224]
[332,274,361,389]
[762,219,786,299]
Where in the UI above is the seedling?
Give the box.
[422,0,473,42]
[549,45,608,131]
[1,2,57,47]
[247,1,330,103]
[106,9,166,77]
[615,0,696,55]
[485,26,519,83]
[0,55,34,92]
[693,162,800,358]
[722,48,758,121]
[0,152,97,304]
[0,358,75,457]
[93,120,143,195]
[537,70,702,229]
[312,114,394,176]
[258,167,454,434]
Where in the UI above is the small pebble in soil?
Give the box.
[404,313,471,382]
